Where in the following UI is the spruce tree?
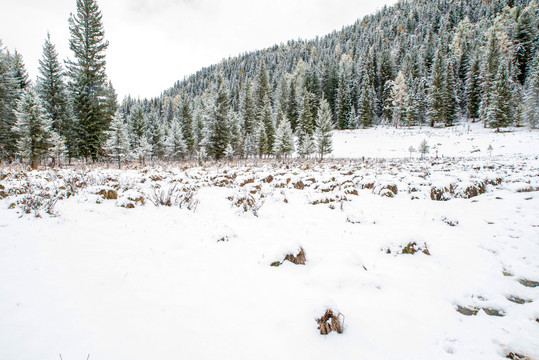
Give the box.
[287,82,300,132]
[466,55,482,121]
[106,111,129,168]
[67,0,110,160]
[204,72,230,159]
[524,50,539,129]
[428,48,446,126]
[260,96,274,154]
[488,60,513,131]
[12,50,30,91]
[14,87,53,169]
[241,80,257,136]
[37,33,70,135]
[146,111,165,160]
[178,92,194,154]
[391,71,409,128]
[166,116,187,160]
[0,41,19,159]
[273,115,294,157]
[315,98,333,159]
[378,50,394,121]
[480,29,501,127]
[336,71,352,129]
[358,68,375,128]
[444,58,458,126]
[513,7,536,85]
[228,110,243,155]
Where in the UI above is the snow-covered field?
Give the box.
[1,126,538,360]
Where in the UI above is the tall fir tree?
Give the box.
[240,79,257,136]
[12,50,30,91]
[204,71,230,159]
[336,70,353,129]
[315,98,333,159]
[166,116,187,160]
[37,33,70,136]
[105,111,129,168]
[0,41,19,159]
[428,47,446,126]
[466,54,482,121]
[391,71,409,128]
[444,58,459,126]
[358,66,375,128]
[13,87,53,169]
[524,49,539,128]
[480,28,501,127]
[177,92,194,154]
[67,0,111,160]
[273,115,294,157]
[488,60,513,130]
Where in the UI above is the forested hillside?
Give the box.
[1,0,539,166]
[120,0,539,160]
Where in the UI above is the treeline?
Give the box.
[0,0,116,168]
[1,0,539,167]
[120,0,539,161]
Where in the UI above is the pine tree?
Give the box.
[391,71,409,128]
[204,72,230,159]
[254,120,268,157]
[228,110,243,155]
[315,98,333,159]
[166,116,187,160]
[106,111,129,168]
[67,0,110,160]
[419,139,429,159]
[480,28,501,127]
[0,41,19,159]
[378,50,394,121]
[146,111,166,160]
[444,58,458,126]
[178,92,194,154]
[488,60,513,131]
[358,67,375,128]
[297,130,315,157]
[261,96,274,154]
[287,81,299,132]
[524,50,539,129]
[133,136,152,165]
[128,103,146,150]
[513,7,536,85]
[12,50,30,91]
[428,47,446,126]
[336,71,352,129]
[273,115,294,157]
[49,130,67,166]
[466,54,481,121]
[14,87,53,169]
[37,33,70,136]
[241,79,256,136]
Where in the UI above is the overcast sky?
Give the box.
[1,0,398,99]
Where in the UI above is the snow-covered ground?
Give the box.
[333,122,539,159]
[1,126,538,360]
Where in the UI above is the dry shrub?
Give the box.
[293,180,305,189]
[228,192,265,216]
[284,247,306,265]
[316,309,344,335]
[240,178,255,187]
[148,184,198,210]
[401,242,430,255]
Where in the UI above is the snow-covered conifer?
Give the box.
[315,98,333,159]
[14,87,53,169]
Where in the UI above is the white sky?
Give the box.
[1,0,398,99]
